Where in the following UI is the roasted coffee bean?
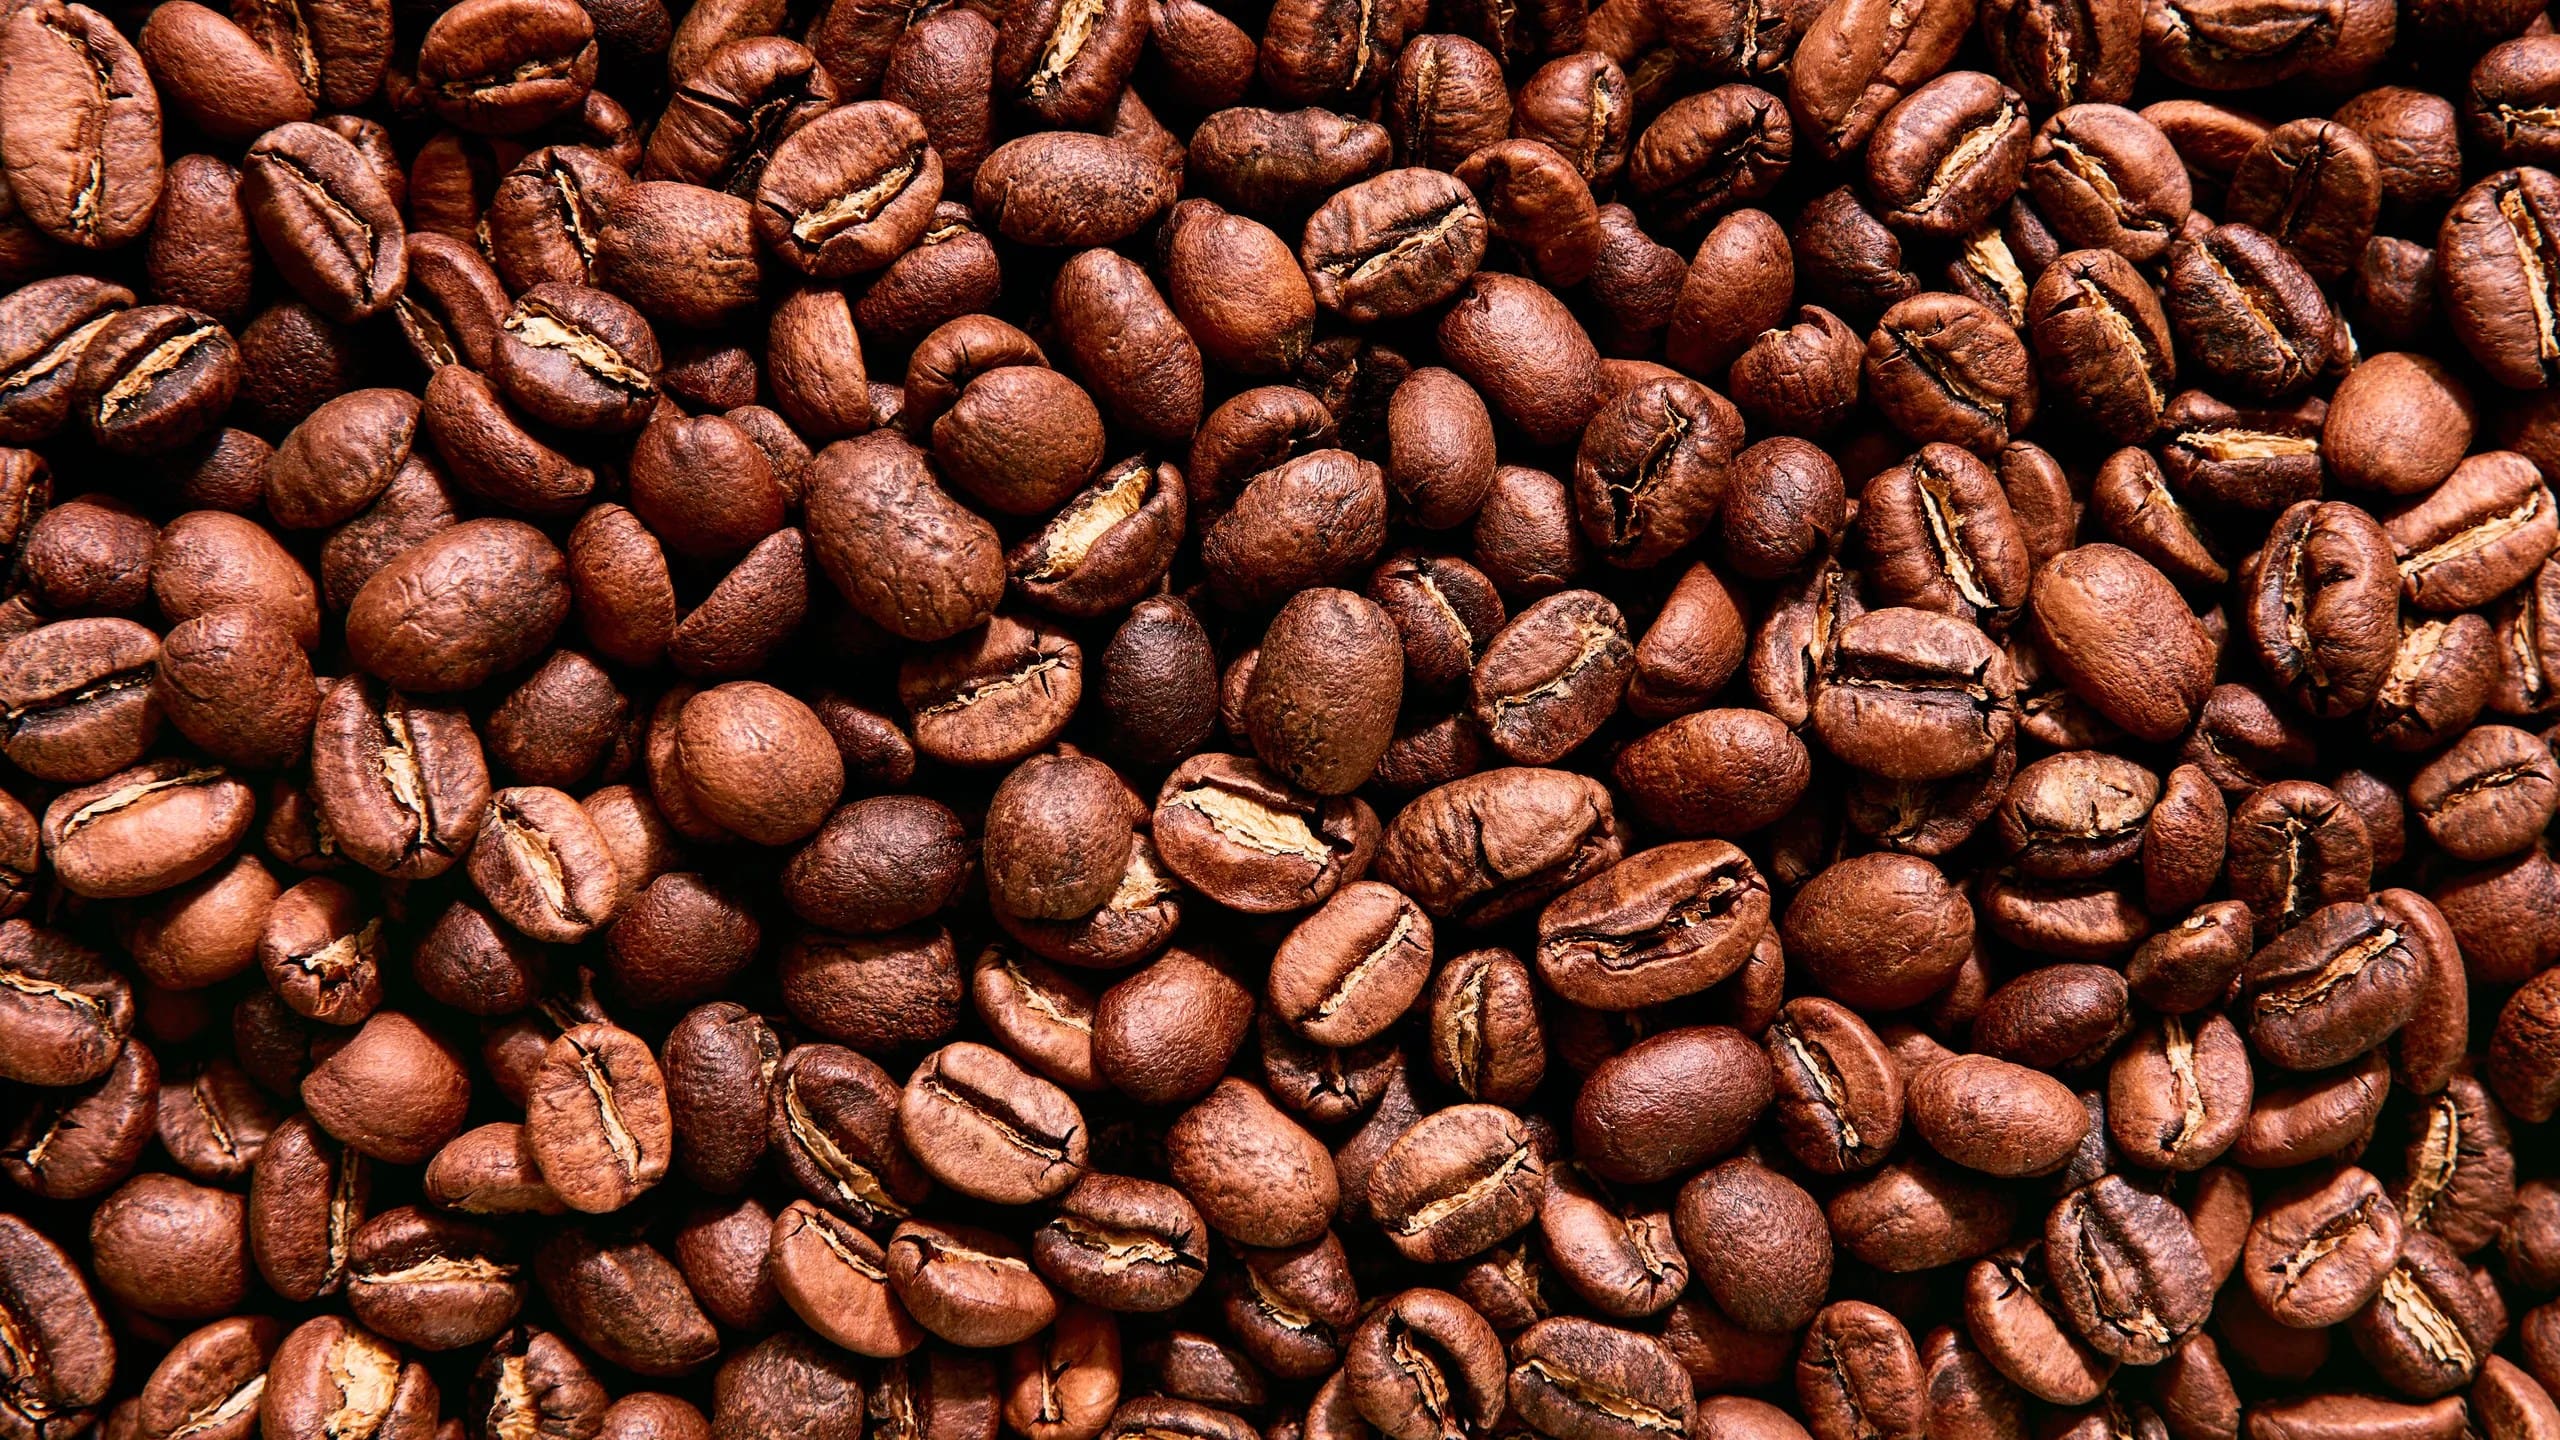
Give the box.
[2165,225,2334,400]
[2,1031,153,1198]
[1574,1025,1771,1184]
[347,1206,523,1351]
[2386,450,2556,613]
[264,1315,437,1440]
[2242,1166,2404,1328]
[0,2,163,251]
[1960,1244,2113,1404]
[1535,841,1767,1010]
[1795,1302,1926,1440]
[1909,1054,2088,1176]
[417,0,599,134]
[1507,1317,1695,1440]
[1368,1103,1546,1263]
[1812,607,2019,781]
[72,305,238,455]
[1345,1289,1506,1440]
[1627,85,1794,232]
[2107,1010,2250,1170]
[2348,1232,2493,1396]
[770,1042,931,1230]
[901,1041,1089,1205]
[525,1021,672,1213]
[1787,0,1972,160]
[241,122,406,324]
[1378,766,1623,924]
[1301,169,1487,324]
[1763,996,1902,1174]
[2045,1176,2213,1364]
[1672,1158,1828,1333]
[1166,1078,1338,1247]
[2442,169,2560,388]
[1031,1173,1208,1313]
[2242,900,2420,1070]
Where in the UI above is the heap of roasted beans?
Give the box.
[13,0,2560,1433]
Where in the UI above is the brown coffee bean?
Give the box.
[417,0,599,134]
[2045,1176,2213,1364]
[525,1021,671,1213]
[1909,1055,2088,1176]
[1165,1077,1337,1247]
[0,2,163,251]
[1508,1317,1695,1440]
[1796,1302,1926,1440]
[1369,1103,1546,1263]
[242,123,406,324]
[1345,1290,1505,1440]
[1573,1025,1771,1184]
[264,1316,437,1440]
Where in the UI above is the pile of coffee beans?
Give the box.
[12,0,2560,1433]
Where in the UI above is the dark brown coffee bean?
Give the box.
[1166,1078,1337,1247]
[2242,1166,2405,1329]
[2,1031,154,1199]
[0,2,163,251]
[2348,1232,2493,1397]
[1909,1055,2088,1176]
[1960,1244,2113,1404]
[346,519,571,694]
[1154,753,1379,915]
[2104,1009,2250,1170]
[2241,898,2420,1071]
[71,305,238,456]
[242,122,406,324]
[1573,1025,1770,1184]
[0,616,161,785]
[1031,1172,1209,1313]
[1787,0,1972,159]
[525,1021,671,1213]
[901,1041,1089,1205]
[2388,451,2556,613]
[417,0,599,134]
[1534,841,1767,1010]
[347,1206,524,1352]
[1672,1158,1829,1333]
[2164,225,2334,400]
[1301,169,1488,324]
[1345,1289,1505,1440]
[2045,1176,2213,1364]
[1369,1103,1546,1263]
[1571,376,1744,569]
[1378,766,1624,925]
[1796,1302,1925,1440]
[264,1316,437,1440]
[1507,1317,1695,1440]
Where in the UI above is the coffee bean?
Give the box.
[1909,1055,2088,1177]
[2166,225,2335,400]
[1165,1077,1337,1248]
[1508,1317,1694,1440]
[242,123,406,324]
[0,3,163,251]
[1795,1302,1925,1440]
[1346,1289,1505,1440]
[263,1316,437,1440]
[417,0,599,134]
[524,1020,671,1212]
[2348,1232,2494,1397]
[470,1325,611,1440]
[2045,1175,2213,1364]
[348,1205,524,1351]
